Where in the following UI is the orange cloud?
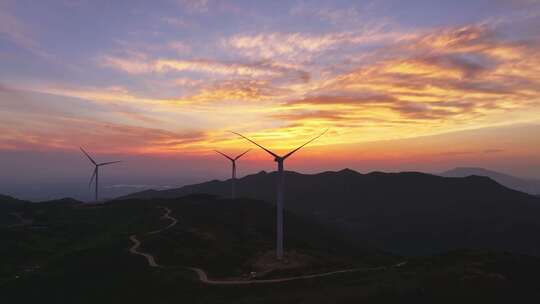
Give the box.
[6,22,539,156]
[226,26,411,60]
[97,24,540,150]
[101,54,305,78]
[182,79,290,103]
[0,115,208,154]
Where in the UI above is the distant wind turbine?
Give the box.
[214,149,251,199]
[80,147,121,202]
[232,130,328,260]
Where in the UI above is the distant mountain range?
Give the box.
[441,167,540,195]
[119,169,540,256]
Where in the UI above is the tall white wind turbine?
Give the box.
[80,147,121,202]
[232,130,328,260]
[214,149,251,199]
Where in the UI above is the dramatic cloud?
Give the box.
[286,95,397,106]
[154,59,279,76]
[226,26,409,61]
[0,114,207,153]
[2,1,540,160]
[271,110,349,122]
[251,24,540,142]
[182,79,286,103]
[100,54,310,79]
[51,22,540,149]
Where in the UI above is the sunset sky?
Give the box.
[1,0,540,200]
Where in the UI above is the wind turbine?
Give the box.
[80,147,121,202]
[214,149,251,199]
[231,130,328,260]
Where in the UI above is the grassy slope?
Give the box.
[122,170,540,256]
[3,196,540,303]
[142,196,389,277]
[1,195,390,300]
[4,247,540,303]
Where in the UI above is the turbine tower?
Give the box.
[214,149,251,199]
[232,130,328,260]
[80,147,121,202]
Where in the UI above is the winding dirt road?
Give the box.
[185,262,407,285]
[128,206,177,268]
[128,235,160,267]
[128,206,406,285]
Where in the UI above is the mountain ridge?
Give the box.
[118,169,540,256]
[441,167,540,194]
[118,169,517,201]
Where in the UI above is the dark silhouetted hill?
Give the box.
[4,192,540,302]
[0,194,27,205]
[119,169,540,256]
[0,194,29,214]
[441,167,540,194]
[0,194,29,226]
[0,195,82,227]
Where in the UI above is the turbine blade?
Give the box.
[89,167,97,189]
[214,150,234,161]
[283,129,328,160]
[234,149,251,160]
[230,132,279,158]
[98,161,121,166]
[80,147,96,165]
